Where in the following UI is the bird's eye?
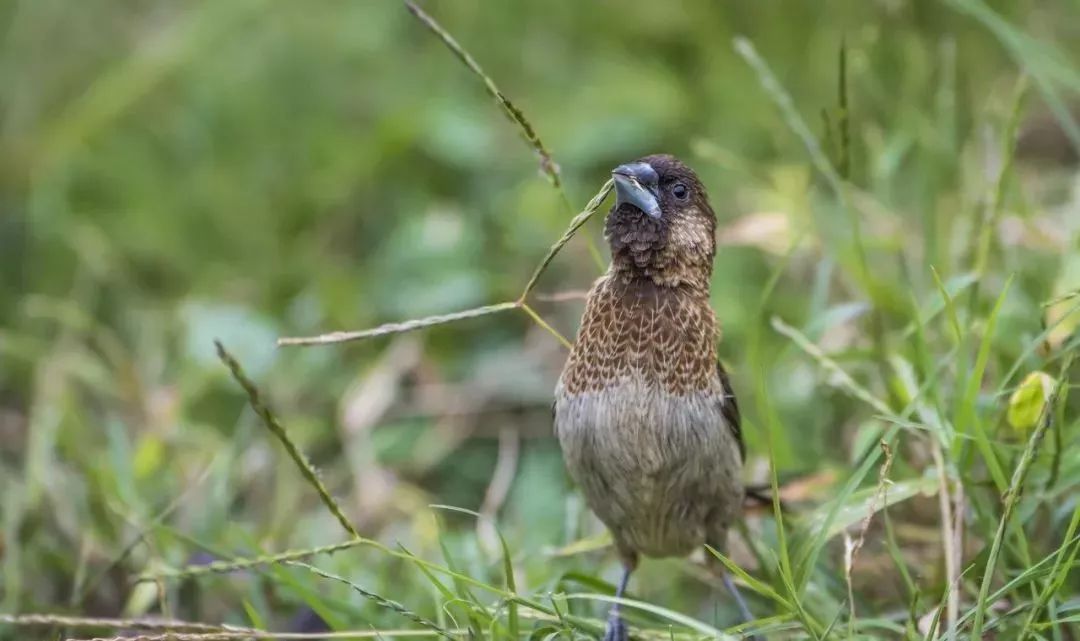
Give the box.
[672,183,689,200]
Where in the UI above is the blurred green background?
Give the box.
[3,0,1080,638]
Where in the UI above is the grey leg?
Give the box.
[721,571,754,626]
[706,529,759,641]
[721,571,761,641]
[603,564,633,641]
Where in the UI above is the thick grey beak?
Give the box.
[612,162,662,219]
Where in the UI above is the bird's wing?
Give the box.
[717,359,745,462]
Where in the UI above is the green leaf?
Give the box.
[1007,371,1055,433]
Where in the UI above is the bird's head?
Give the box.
[605,154,716,288]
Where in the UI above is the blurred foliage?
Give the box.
[3,0,1080,639]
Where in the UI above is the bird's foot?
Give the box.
[602,613,628,641]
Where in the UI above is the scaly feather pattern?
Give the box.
[554,154,743,563]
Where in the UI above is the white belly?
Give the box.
[553,376,742,557]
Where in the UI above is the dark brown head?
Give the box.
[605,154,716,288]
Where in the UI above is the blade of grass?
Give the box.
[149,517,557,617]
[997,296,1080,394]
[562,594,733,640]
[72,454,219,605]
[770,317,892,416]
[0,615,256,634]
[930,267,964,348]
[926,569,961,641]
[134,539,366,582]
[896,272,978,343]
[732,37,844,208]
[969,352,1075,640]
[396,543,457,604]
[928,269,984,618]
[277,179,613,350]
[744,234,807,635]
[930,439,960,634]
[749,353,797,621]
[797,455,933,592]
[521,302,573,349]
[953,276,1014,494]
[429,504,520,640]
[802,475,936,543]
[1046,365,1069,490]
[836,39,851,181]
[904,288,962,632]
[705,547,793,611]
[944,529,1080,633]
[214,341,360,538]
[402,1,558,187]
[262,560,351,631]
[970,74,1028,286]
[63,630,460,639]
[277,301,520,347]
[403,0,605,269]
[773,553,825,639]
[845,440,895,637]
[1017,505,1080,640]
[430,514,487,638]
[287,562,456,641]
[497,531,519,641]
[735,35,894,400]
[518,180,613,301]
[0,611,466,638]
[947,0,1080,155]
[241,599,266,631]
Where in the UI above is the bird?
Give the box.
[553,154,749,640]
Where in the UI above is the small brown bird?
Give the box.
[554,154,748,640]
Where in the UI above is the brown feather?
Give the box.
[554,154,743,561]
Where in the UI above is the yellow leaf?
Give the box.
[133,436,165,481]
[1007,371,1055,433]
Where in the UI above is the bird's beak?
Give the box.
[612,162,662,219]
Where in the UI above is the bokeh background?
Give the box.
[3,0,1080,638]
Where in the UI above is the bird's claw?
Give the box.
[602,613,628,641]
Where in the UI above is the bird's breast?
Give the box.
[558,277,718,396]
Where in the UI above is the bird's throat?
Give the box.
[605,207,714,289]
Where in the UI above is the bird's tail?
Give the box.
[742,483,786,516]
[742,470,837,514]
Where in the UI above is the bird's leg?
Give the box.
[603,552,637,641]
[721,571,756,632]
[706,537,760,641]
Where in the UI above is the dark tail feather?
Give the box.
[743,483,787,513]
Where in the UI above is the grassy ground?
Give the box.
[3,1,1080,639]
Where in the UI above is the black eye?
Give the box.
[672,183,689,200]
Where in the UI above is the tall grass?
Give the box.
[3,1,1080,641]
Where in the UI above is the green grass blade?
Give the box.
[1017,506,1080,640]
[706,546,793,611]
[953,276,1013,493]
[135,539,366,583]
[288,561,457,640]
[563,593,733,640]
[792,425,900,591]
[214,341,361,538]
[969,351,1074,640]
[498,530,520,641]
